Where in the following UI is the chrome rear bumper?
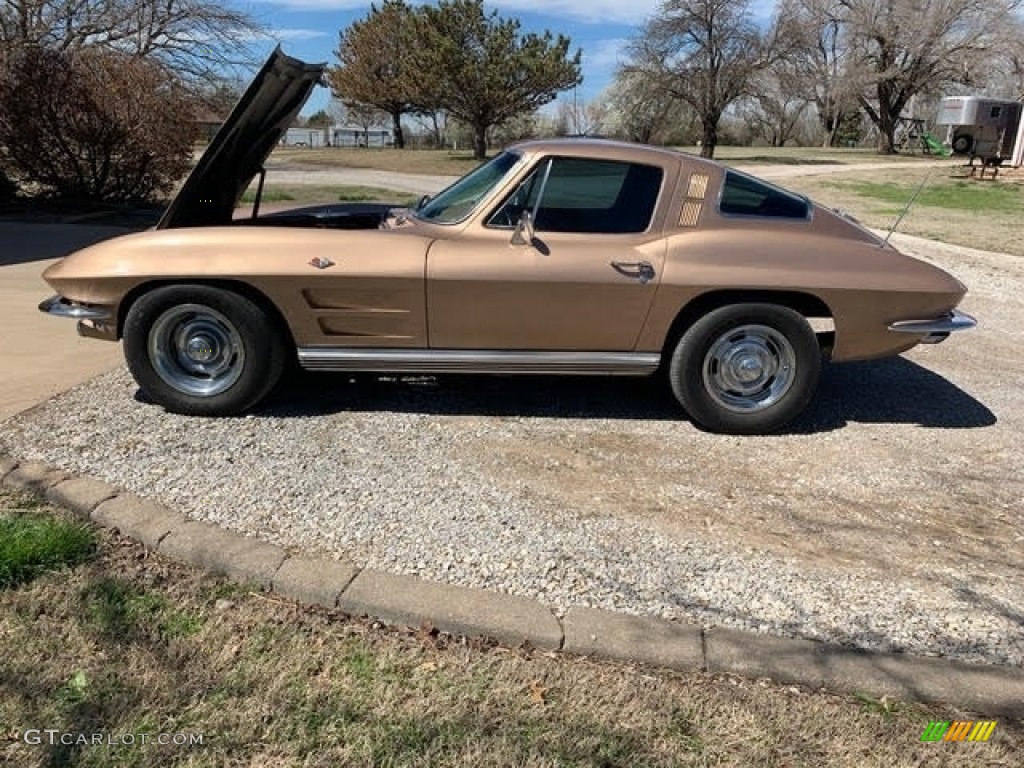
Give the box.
[888,310,977,344]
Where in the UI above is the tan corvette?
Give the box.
[40,48,975,434]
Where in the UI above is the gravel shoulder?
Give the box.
[3,233,1021,669]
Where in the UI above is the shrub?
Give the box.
[0,47,194,203]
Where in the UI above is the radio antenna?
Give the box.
[883,165,936,245]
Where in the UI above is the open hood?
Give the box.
[157,47,325,229]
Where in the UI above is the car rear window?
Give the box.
[719,170,810,219]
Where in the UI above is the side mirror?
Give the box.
[511,210,535,246]
[416,194,430,210]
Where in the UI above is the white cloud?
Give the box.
[271,28,332,40]
[252,0,370,8]
[582,37,628,74]
[254,0,660,25]
[237,27,331,41]
[486,0,659,24]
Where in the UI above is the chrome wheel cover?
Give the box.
[148,304,245,397]
[702,324,796,413]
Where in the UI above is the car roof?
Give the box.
[507,138,721,171]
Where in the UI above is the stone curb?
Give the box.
[2,460,70,494]
[47,477,118,520]
[2,452,1022,717]
[273,556,359,610]
[339,568,563,651]
[93,494,185,551]
[158,521,286,589]
[563,606,704,670]
[703,626,1024,717]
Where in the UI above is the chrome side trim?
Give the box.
[888,310,977,335]
[297,348,661,375]
[39,295,112,321]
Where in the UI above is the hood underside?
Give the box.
[157,47,325,230]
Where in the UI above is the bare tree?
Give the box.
[491,111,541,143]
[623,0,778,158]
[839,0,1019,153]
[777,0,859,147]
[344,102,390,146]
[555,95,609,136]
[740,67,812,147]
[0,0,263,78]
[982,18,1024,100]
[603,71,693,145]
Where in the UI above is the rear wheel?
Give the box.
[123,285,288,416]
[951,133,974,155]
[668,304,821,434]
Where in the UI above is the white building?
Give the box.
[330,126,392,148]
[282,127,328,147]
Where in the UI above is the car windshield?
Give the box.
[414,151,522,225]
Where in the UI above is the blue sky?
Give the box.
[241,0,777,116]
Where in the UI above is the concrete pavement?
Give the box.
[0,222,131,421]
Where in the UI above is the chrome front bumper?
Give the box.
[888,310,977,344]
[39,295,118,340]
[38,294,112,321]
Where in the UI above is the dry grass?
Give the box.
[262,145,932,174]
[782,164,1023,256]
[687,146,932,165]
[265,147,483,176]
[238,184,418,206]
[1,487,1021,767]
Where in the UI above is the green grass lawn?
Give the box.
[2,486,1021,766]
[0,503,95,587]
[821,178,1024,213]
[783,167,1023,256]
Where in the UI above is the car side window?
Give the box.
[719,170,810,219]
[488,157,663,234]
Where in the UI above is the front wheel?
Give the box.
[668,304,821,434]
[123,285,288,416]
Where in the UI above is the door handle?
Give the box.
[610,260,656,284]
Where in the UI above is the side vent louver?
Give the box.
[679,173,710,228]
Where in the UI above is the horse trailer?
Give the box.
[935,96,1024,166]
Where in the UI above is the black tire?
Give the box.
[951,133,974,156]
[123,285,289,416]
[668,303,821,435]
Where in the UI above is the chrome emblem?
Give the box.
[309,257,335,269]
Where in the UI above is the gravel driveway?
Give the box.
[4,231,1021,670]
